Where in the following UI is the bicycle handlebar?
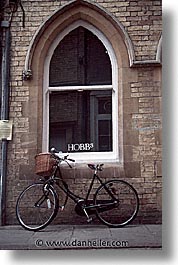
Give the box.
[50,147,76,166]
[67,158,75,163]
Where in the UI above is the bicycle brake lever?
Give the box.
[50,147,57,153]
[65,160,72,168]
[68,158,75,162]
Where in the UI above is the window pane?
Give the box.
[98,120,112,151]
[85,30,112,85]
[98,98,112,114]
[49,27,112,86]
[49,90,112,152]
[49,28,80,86]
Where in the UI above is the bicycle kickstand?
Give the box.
[83,208,92,223]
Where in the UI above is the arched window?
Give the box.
[43,21,118,162]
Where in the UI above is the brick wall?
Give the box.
[94,0,162,61]
[0,0,162,225]
[130,67,162,223]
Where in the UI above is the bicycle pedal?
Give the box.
[87,217,92,223]
[60,205,65,211]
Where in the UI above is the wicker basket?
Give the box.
[35,153,57,177]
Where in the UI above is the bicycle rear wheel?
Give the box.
[16,183,59,231]
[94,180,139,227]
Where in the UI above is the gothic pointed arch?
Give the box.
[24,0,133,78]
[26,0,134,162]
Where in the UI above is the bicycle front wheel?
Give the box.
[94,180,139,227]
[16,183,59,231]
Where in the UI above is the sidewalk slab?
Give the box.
[109,225,161,248]
[0,224,162,250]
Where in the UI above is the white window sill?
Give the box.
[61,151,119,164]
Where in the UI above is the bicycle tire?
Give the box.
[16,183,59,231]
[94,179,139,227]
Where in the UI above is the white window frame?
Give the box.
[43,20,119,162]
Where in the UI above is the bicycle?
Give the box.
[16,148,139,231]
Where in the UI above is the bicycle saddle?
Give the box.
[88,164,96,170]
[88,164,104,171]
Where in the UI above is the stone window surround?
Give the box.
[22,0,161,169]
[43,20,119,162]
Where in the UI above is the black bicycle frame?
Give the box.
[48,165,117,211]
[52,165,83,203]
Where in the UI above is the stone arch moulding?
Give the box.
[23,0,162,80]
[23,0,134,80]
[156,35,162,63]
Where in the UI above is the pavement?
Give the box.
[0,224,162,250]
